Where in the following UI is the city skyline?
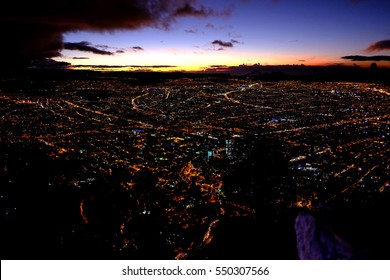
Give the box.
[2,0,390,72]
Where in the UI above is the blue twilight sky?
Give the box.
[58,0,390,70]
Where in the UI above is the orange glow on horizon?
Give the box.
[60,49,390,72]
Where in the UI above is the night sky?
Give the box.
[1,0,390,71]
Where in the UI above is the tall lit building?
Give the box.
[226,139,233,159]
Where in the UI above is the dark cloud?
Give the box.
[211,39,242,50]
[231,39,242,44]
[1,23,64,70]
[173,3,232,17]
[185,29,198,34]
[71,64,177,70]
[72,65,127,69]
[1,0,228,69]
[212,40,233,48]
[116,50,125,54]
[173,3,214,17]
[95,44,110,49]
[132,46,144,51]
[365,40,390,52]
[341,55,390,61]
[227,31,242,38]
[29,58,70,69]
[130,65,177,68]
[206,23,233,31]
[64,41,113,55]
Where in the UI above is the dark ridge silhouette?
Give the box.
[0,143,84,259]
[0,143,171,259]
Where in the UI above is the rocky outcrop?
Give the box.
[295,198,390,260]
[295,211,356,259]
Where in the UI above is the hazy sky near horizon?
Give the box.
[2,0,390,70]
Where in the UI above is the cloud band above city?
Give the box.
[0,0,228,69]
